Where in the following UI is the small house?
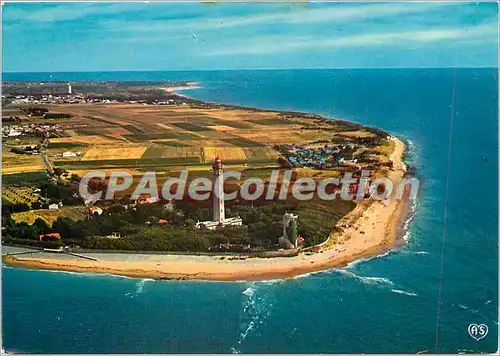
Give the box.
[39,232,61,241]
[89,206,103,216]
[62,151,77,158]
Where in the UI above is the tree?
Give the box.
[33,218,51,235]
[286,219,298,245]
[31,201,43,210]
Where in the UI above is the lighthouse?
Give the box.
[195,156,243,230]
[68,83,72,95]
[212,156,225,222]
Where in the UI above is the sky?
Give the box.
[2,1,498,72]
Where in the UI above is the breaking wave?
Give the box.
[126,278,154,298]
[334,269,394,286]
[242,287,255,297]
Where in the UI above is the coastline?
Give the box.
[2,93,411,281]
[2,138,410,282]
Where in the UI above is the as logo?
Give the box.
[468,324,488,341]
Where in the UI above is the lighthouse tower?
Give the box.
[68,83,72,95]
[212,156,225,222]
[195,156,242,230]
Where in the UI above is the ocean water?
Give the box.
[2,68,498,353]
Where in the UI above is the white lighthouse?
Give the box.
[195,156,242,230]
[213,156,225,222]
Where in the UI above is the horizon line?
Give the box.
[3,66,499,75]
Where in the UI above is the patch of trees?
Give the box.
[3,198,356,252]
[22,107,48,117]
[10,145,40,155]
[39,182,84,206]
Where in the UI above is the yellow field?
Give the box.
[2,150,45,174]
[3,164,46,174]
[337,130,376,138]
[68,168,144,177]
[83,146,147,160]
[210,125,239,132]
[50,135,118,145]
[11,206,88,225]
[202,147,248,162]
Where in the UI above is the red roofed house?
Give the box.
[39,232,61,241]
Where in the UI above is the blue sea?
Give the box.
[2,68,498,354]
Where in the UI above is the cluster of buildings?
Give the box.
[278,144,357,169]
[2,123,61,139]
[7,93,186,107]
[10,145,41,155]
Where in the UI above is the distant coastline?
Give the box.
[2,95,411,281]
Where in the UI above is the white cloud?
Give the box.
[3,3,141,23]
[99,1,461,34]
[206,21,498,56]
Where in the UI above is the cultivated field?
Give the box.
[3,102,378,182]
[11,206,88,225]
[2,148,45,175]
[3,186,41,206]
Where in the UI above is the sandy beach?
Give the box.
[3,139,409,282]
[159,84,200,93]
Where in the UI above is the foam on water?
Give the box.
[126,278,154,298]
[333,269,394,286]
[242,287,255,297]
[391,289,418,297]
[345,249,396,270]
[232,283,273,352]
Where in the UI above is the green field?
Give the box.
[222,137,265,147]
[2,172,50,186]
[124,132,199,142]
[48,142,89,149]
[246,118,294,125]
[154,141,189,147]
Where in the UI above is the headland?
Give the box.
[2,81,412,281]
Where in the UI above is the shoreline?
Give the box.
[2,99,412,282]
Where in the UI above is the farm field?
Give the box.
[11,206,88,225]
[3,102,370,180]
[3,186,41,206]
[2,147,45,175]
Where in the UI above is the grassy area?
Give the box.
[2,172,49,186]
[246,118,294,125]
[11,206,88,225]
